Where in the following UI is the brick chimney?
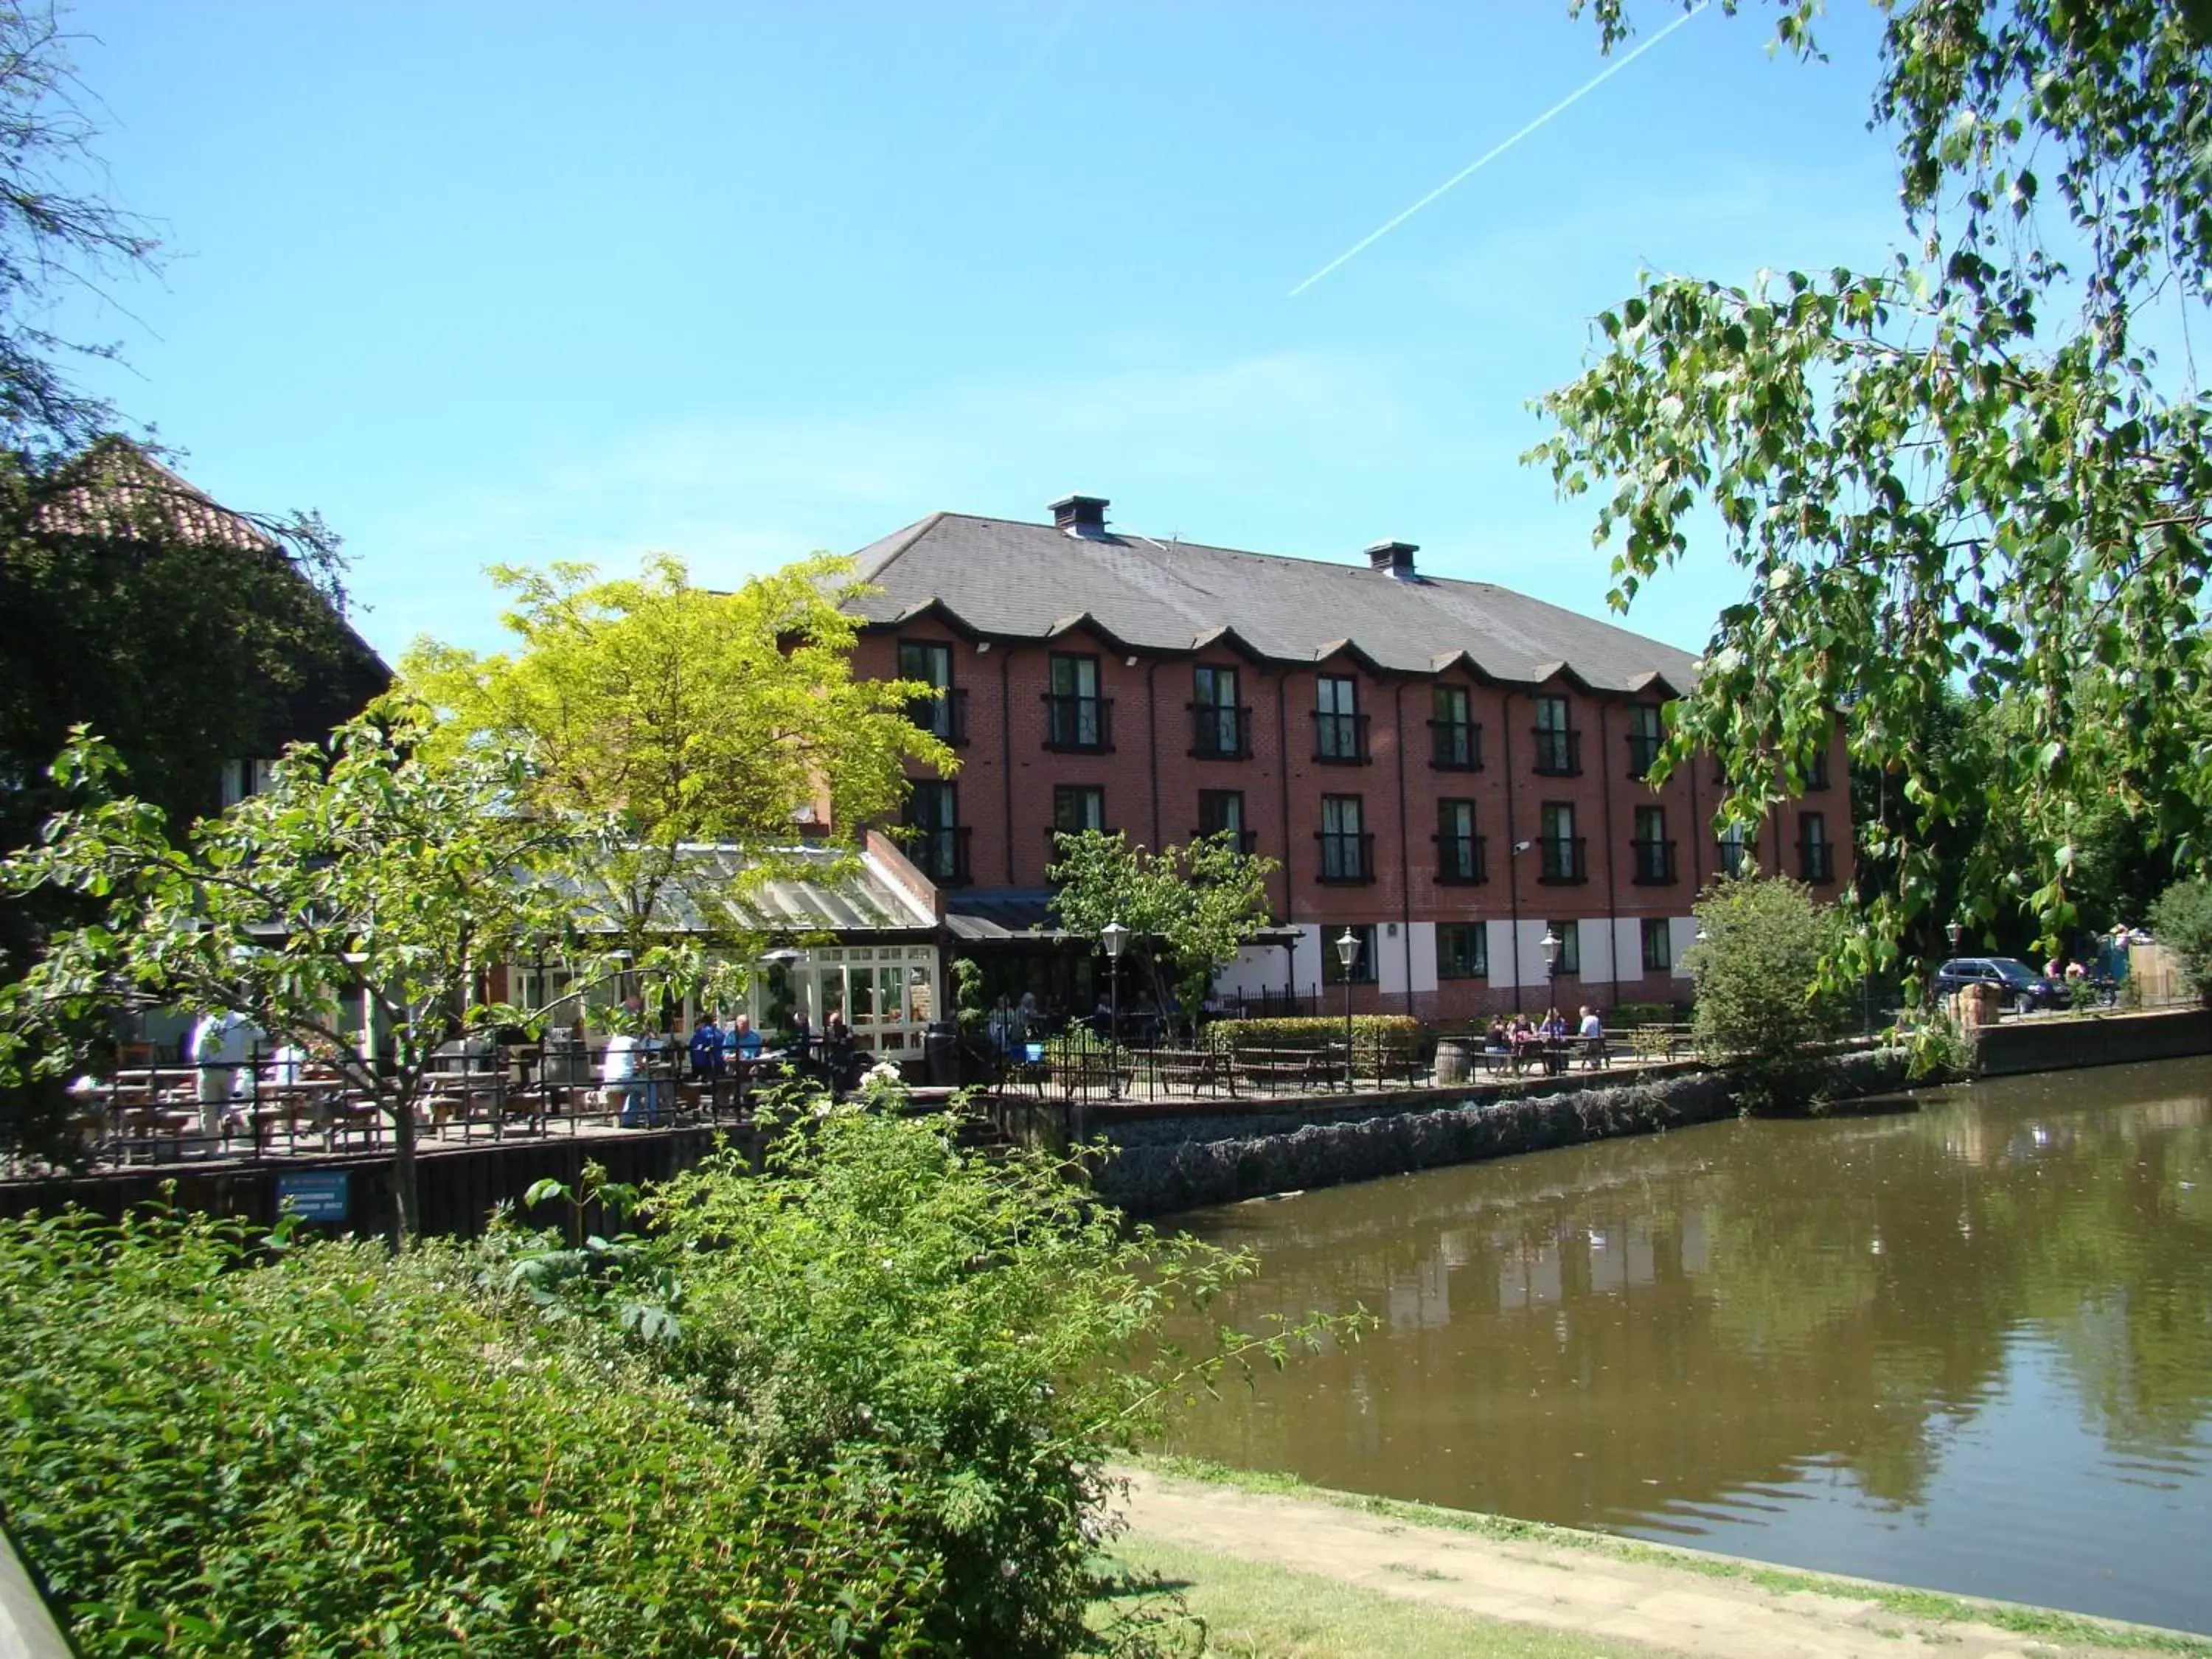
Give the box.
[1050,494,1110,538]
[1366,540,1418,579]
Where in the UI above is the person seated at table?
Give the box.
[1507,1014,1540,1070]
[1484,1017,1510,1057]
[688,1011,724,1079]
[1089,993,1115,1042]
[1541,1006,1569,1040]
[723,1012,763,1062]
[987,995,1018,1053]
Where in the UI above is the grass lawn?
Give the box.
[1091,1534,1667,1659]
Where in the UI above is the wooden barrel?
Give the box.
[1433,1040,1472,1086]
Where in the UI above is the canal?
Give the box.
[1160,1057,2212,1634]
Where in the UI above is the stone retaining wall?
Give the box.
[1973,1005,2212,1077]
[1085,1048,1917,1217]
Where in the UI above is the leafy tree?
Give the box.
[0,440,375,844]
[403,553,951,984]
[1538,0,2212,987]
[0,2,161,453]
[1048,829,1279,1035]
[2150,878,2212,1001]
[0,703,625,1237]
[1686,873,1852,1113]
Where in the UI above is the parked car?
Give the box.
[1933,956,2073,1014]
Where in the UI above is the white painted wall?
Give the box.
[1405,922,1439,995]
[1486,919,1518,987]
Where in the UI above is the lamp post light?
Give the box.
[1334,928,1362,1092]
[1100,919,1130,1099]
[1946,920,1964,956]
[1540,927,1562,987]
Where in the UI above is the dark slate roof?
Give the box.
[844,512,1698,693]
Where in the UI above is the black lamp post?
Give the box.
[1540,926,1562,990]
[1947,919,1964,956]
[1100,919,1130,1099]
[1334,928,1361,1091]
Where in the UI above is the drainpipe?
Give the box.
[1000,647,1015,886]
[1502,689,1522,1015]
[1279,670,1295,1006]
[1599,700,1619,998]
[1147,658,1163,851]
[1688,722,1705,891]
[1394,678,1413,1018]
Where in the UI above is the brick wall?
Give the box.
[852,625,1854,1018]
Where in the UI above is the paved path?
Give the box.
[1113,1467,2182,1659]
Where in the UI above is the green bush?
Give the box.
[0,1206,935,1656]
[1610,1001,1681,1029]
[2150,879,2212,1002]
[1687,874,1852,1114]
[492,1099,1349,1658]
[1201,1014,1420,1056]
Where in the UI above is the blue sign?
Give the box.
[277,1169,350,1224]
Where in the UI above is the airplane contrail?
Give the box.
[1288,2,1711,298]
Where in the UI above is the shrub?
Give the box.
[497,1102,1348,1658]
[0,1206,936,1656]
[1201,1014,1420,1056]
[1610,1001,1681,1029]
[2150,879,2212,1002]
[1686,874,1852,1114]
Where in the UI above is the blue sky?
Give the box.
[57,1,1904,663]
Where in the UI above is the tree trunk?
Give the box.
[389,1095,421,1242]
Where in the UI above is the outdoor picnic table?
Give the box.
[1142,1048,1228,1096]
[1231,1046,1344,1092]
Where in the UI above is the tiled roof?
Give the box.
[844,512,1698,694]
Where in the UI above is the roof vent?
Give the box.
[1366,540,1419,579]
[1049,494,1110,539]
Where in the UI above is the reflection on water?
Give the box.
[1160,1058,2212,1633]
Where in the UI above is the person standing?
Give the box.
[688,1012,723,1079]
[602,995,647,1127]
[189,1009,262,1141]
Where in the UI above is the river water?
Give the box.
[1159,1057,2212,1633]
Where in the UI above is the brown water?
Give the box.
[1161,1057,2212,1634]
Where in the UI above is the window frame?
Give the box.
[1436,920,1488,980]
[1641,917,1673,972]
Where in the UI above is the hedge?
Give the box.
[0,1207,935,1656]
[1203,1015,1422,1054]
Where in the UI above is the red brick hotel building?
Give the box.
[846,495,1848,1020]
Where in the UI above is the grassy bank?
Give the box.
[1136,1456,2212,1658]
[1089,1534,1666,1658]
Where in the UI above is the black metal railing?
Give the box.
[905,686,969,747]
[1313,711,1371,764]
[1800,841,1836,884]
[1629,837,1678,884]
[1192,827,1260,855]
[1043,694,1113,752]
[906,825,971,886]
[1627,731,1662,779]
[1315,830,1376,883]
[1189,703,1253,759]
[1531,728,1582,776]
[1537,836,1588,883]
[1429,719,1482,770]
[1436,832,1487,885]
